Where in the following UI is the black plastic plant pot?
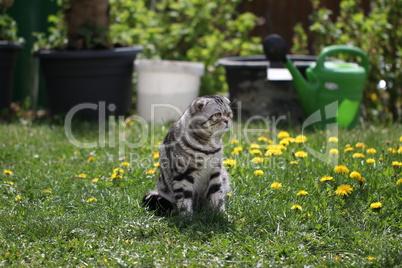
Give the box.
[0,41,23,111]
[217,55,316,124]
[36,46,143,119]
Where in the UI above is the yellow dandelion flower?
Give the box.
[92,178,99,182]
[251,157,264,163]
[145,168,156,175]
[267,144,287,151]
[230,139,239,144]
[111,173,122,179]
[370,202,382,209]
[78,173,87,178]
[44,190,52,194]
[320,176,335,182]
[153,162,160,167]
[367,256,376,261]
[234,146,243,152]
[257,137,268,142]
[290,161,298,165]
[232,146,243,155]
[352,153,365,158]
[113,168,124,174]
[152,152,160,159]
[296,190,308,196]
[250,143,260,149]
[223,159,236,166]
[3,170,13,175]
[279,139,290,146]
[334,165,350,174]
[295,151,308,158]
[355,142,366,148]
[226,193,232,197]
[15,195,22,201]
[398,147,402,154]
[111,168,124,178]
[254,170,264,176]
[328,137,338,143]
[329,149,339,155]
[366,158,375,164]
[87,156,95,163]
[6,181,14,186]
[265,149,283,156]
[392,161,402,167]
[358,177,365,183]
[350,171,362,180]
[291,204,303,210]
[334,185,353,196]
[250,149,262,155]
[86,197,97,203]
[120,161,130,167]
[379,157,383,162]
[334,257,340,261]
[103,258,108,263]
[295,135,307,143]
[277,131,290,139]
[270,182,282,189]
[366,148,377,154]
[344,147,354,152]
[388,147,396,154]
[400,136,402,142]
[397,178,402,185]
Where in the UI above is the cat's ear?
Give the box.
[194,98,208,111]
[222,97,230,105]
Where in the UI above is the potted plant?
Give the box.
[34,0,142,119]
[0,0,23,111]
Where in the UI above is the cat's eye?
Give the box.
[214,113,222,118]
[226,112,232,117]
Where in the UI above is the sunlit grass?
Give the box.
[0,121,401,266]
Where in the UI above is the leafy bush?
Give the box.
[0,0,22,42]
[109,0,261,95]
[292,0,402,122]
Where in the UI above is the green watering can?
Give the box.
[263,34,369,129]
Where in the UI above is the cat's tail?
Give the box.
[142,191,174,216]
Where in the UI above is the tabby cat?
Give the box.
[143,95,232,215]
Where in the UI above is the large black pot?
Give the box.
[36,46,142,119]
[217,55,316,124]
[0,41,23,111]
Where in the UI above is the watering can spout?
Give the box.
[283,60,317,114]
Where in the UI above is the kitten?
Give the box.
[143,95,233,216]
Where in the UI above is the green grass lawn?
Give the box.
[0,120,401,267]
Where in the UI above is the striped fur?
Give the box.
[143,95,232,215]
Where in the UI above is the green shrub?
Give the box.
[292,0,402,122]
[0,0,22,42]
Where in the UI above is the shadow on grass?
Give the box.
[164,209,233,235]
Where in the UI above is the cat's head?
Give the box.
[187,95,233,136]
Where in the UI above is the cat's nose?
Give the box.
[223,118,229,124]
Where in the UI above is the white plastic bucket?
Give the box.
[135,59,204,124]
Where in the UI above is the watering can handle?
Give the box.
[316,45,369,74]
